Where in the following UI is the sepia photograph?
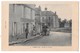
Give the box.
[9,3,72,46]
[2,1,78,51]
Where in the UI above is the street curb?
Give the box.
[9,35,41,45]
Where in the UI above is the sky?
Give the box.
[34,2,73,20]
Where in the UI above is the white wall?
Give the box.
[9,4,36,37]
[25,7,31,19]
[9,4,24,36]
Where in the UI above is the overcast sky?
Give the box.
[34,2,73,20]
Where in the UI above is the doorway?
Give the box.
[23,23,29,33]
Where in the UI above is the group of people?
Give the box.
[25,25,36,39]
[25,23,49,39]
[42,24,49,36]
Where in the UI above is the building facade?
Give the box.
[41,8,59,28]
[9,4,35,41]
[35,7,59,33]
[35,6,42,34]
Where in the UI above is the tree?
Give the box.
[68,19,72,27]
[59,19,67,28]
[58,18,61,27]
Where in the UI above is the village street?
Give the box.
[9,4,72,46]
[13,31,72,46]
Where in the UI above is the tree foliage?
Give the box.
[58,18,72,28]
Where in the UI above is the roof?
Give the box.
[35,8,41,15]
[23,4,36,10]
[41,11,56,16]
[35,8,40,11]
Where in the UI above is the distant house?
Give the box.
[64,22,70,28]
[9,4,35,38]
[41,8,59,28]
[35,7,59,34]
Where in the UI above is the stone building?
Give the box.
[35,7,59,34]
[64,22,70,28]
[41,8,59,28]
[9,4,35,41]
[35,6,42,34]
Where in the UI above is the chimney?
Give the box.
[55,11,56,15]
[45,7,47,11]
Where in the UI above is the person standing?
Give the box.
[25,28,28,39]
[33,25,36,36]
[42,24,48,36]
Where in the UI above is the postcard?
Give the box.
[1,1,79,51]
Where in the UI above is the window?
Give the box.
[13,22,17,36]
[13,4,15,13]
